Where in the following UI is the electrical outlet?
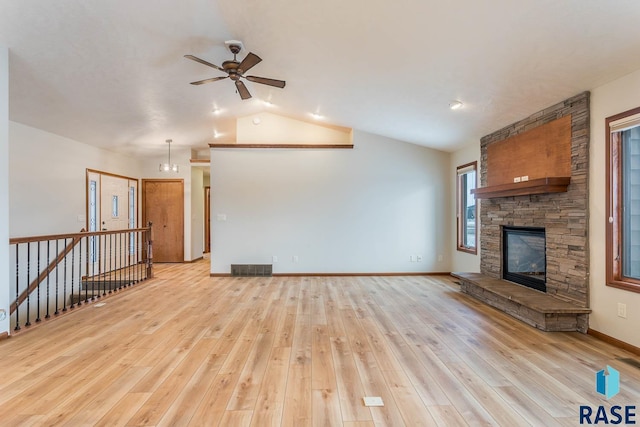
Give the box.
[416,255,423,262]
[521,175,529,182]
[293,255,299,263]
[0,309,5,321]
[272,255,278,263]
[409,255,415,262]
[617,303,627,319]
[514,177,521,183]
[437,254,443,262]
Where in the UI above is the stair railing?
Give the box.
[8,223,153,332]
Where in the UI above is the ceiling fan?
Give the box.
[184,42,286,100]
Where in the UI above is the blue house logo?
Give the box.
[596,365,620,399]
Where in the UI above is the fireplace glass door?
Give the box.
[503,226,546,292]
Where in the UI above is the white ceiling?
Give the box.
[1,0,640,156]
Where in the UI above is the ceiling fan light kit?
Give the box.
[185,41,286,100]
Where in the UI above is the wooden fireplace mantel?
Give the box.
[472,177,571,199]
[474,115,572,199]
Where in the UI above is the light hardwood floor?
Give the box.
[0,260,638,426]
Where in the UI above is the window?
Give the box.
[89,179,98,263]
[112,195,119,218]
[457,161,477,254]
[607,106,640,292]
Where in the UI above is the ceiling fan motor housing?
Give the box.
[225,40,244,54]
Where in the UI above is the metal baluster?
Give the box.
[14,244,20,331]
[84,236,89,304]
[118,232,123,290]
[146,223,153,280]
[107,233,112,295]
[136,230,140,283]
[55,240,60,315]
[94,234,99,301]
[45,240,51,319]
[63,238,68,312]
[129,231,134,286]
[36,241,41,323]
[141,229,145,281]
[131,231,135,285]
[101,233,106,297]
[25,243,31,327]
[100,233,105,297]
[72,238,77,307]
[121,231,125,289]
[133,231,136,284]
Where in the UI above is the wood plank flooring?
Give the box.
[0,260,639,426]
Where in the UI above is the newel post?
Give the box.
[146,221,153,279]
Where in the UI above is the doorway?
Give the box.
[142,179,184,263]
[86,170,139,274]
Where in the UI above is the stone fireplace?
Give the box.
[454,92,591,332]
[480,91,590,307]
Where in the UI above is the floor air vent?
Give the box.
[231,264,273,277]
[617,358,640,370]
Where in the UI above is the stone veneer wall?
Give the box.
[480,92,590,307]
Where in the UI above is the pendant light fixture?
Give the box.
[159,139,179,173]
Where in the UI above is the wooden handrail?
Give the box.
[9,227,151,245]
[10,226,153,315]
[11,235,83,314]
[9,224,154,332]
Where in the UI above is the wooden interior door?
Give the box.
[142,179,184,263]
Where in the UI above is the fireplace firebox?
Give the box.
[502,226,546,292]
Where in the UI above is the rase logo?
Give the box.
[579,365,636,425]
[597,365,621,400]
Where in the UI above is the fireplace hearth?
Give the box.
[503,226,546,292]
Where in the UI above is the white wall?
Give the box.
[450,142,481,273]
[0,47,10,335]
[590,68,640,348]
[211,130,451,274]
[9,122,142,237]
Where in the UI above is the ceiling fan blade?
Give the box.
[235,80,252,100]
[245,75,286,89]
[238,52,262,73]
[190,76,229,85]
[184,54,226,73]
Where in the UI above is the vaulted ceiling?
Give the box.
[2,0,640,156]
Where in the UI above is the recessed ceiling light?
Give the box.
[252,117,262,125]
[449,100,463,110]
[212,107,221,115]
[263,99,274,107]
[310,112,324,120]
[213,130,222,139]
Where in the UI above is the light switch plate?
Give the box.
[363,396,384,407]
